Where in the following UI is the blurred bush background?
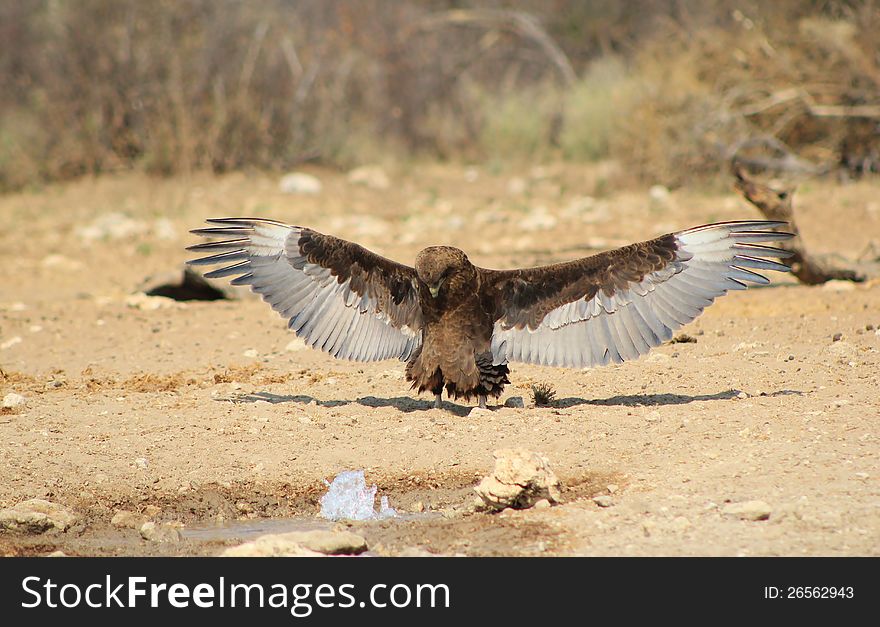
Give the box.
[1,0,878,192]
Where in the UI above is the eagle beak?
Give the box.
[429,284,440,298]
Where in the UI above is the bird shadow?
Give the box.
[218,392,349,407]
[357,396,473,417]
[553,388,802,408]
[216,391,473,416]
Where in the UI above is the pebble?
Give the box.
[134,457,149,470]
[274,530,367,555]
[593,495,614,508]
[606,484,619,494]
[285,338,307,352]
[111,510,148,529]
[649,184,672,209]
[1,336,22,350]
[532,499,552,510]
[822,280,855,292]
[670,516,692,533]
[139,522,181,543]
[504,396,525,408]
[76,212,148,241]
[2,393,26,409]
[832,333,843,342]
[722,500,772,521]
[347,165,390,190]
[41,254,84,271]
[278,172,323,195]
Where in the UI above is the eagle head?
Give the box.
[415,246,473,298]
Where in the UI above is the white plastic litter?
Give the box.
[319,470,397,521]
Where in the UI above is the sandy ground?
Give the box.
[0,164,878,556]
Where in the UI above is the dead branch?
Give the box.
[738,87,880,119]
[727,135,829,176]
[406,9,576,86]
[732,165,865,284]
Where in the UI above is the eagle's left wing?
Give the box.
[187,218,423,361]
[484,221,794,368]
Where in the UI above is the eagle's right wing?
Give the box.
[187,218,423,361]
[484,221,794,368]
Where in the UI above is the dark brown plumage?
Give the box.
[188,218,794,409]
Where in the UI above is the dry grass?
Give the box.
[3,2,876,191]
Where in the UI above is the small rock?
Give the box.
[0,499,77,533]
[1,336,22,350]
[77,212,148,241]
[593,495,614,508]
[832,333,843,342]
[507,177,527,195]
[111,510,148,529]
[272,530,367,555]
[347,165,390,190]
[722,500,772,521]
[41,254,84,271]
[125,293,177,311]
[46,550,67,557]
[396,547,440,557]
[606,484,619,494]
[153,218,177,241]
[670,516,692,532]
[134,457,149,470]
[532,499,552,510]
[220,533,326,557]
[649,185,673,210]
[143,505,161,518]
[521,206,558,231]
[504,396,525,408]
[822,280,855,292]
[242,349,258,358]
[469,407,493,417]
[645,411,662,423]
[285,338,307,352]
[279,172,323,195]
[474,448,561,511]
[411,501,425,513]
[2,393,26,409]
[139,522,181,543]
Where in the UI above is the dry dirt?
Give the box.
[1,164,878,557]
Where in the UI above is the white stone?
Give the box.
[2,393,26,409]
[722,500,772,521]
[347,165,390,190]
[279,172,322,194]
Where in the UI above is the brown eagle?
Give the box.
[188,219,792,409]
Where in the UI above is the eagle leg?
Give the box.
[433,393,443,409]
[478,394,487,410]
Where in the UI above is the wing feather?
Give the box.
[187,218,423,362]
[487,221,793,368]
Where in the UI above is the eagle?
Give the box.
[188,218,793,409]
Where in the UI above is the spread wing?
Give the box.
[187,218,422,361]
[486,221,794,368]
